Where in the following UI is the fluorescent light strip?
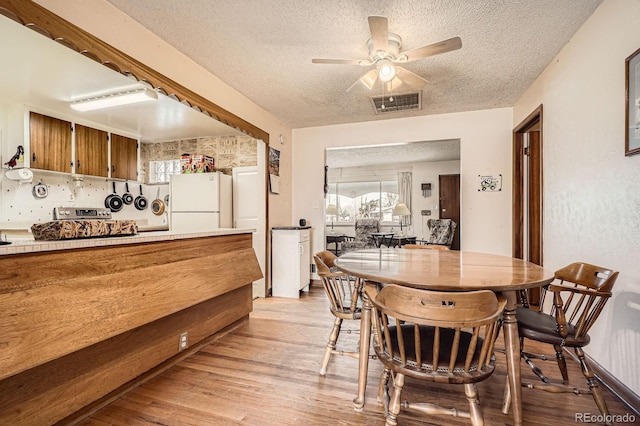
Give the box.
[70,88,158,111]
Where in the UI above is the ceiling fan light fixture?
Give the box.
[377,60,396,82]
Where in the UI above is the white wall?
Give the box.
[514,0,640,394]
[293,108,513,260]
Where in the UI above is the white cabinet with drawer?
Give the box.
[271,227,311,298]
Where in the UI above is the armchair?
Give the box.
[424,218,457,248]
[340,218,380,253]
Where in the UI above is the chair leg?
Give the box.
[553,344,569,384]
[386,372,405,426]
[501,375,511,415]
[465,383,484,426]
[320,317,342,375]
[575,347,611,424]
[377,367,391,404]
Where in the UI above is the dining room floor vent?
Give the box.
[371,92,421,114]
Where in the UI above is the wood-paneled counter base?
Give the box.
[0,232,262,425]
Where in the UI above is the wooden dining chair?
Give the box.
[503,262,619,422]
[313,251,363,375]
[365,283,505,426]
[403,244,450,250]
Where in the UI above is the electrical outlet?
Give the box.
[179,332,188,351]
[68,192,76,202]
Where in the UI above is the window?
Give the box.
[148,159,181,184]
[325,180,399,224]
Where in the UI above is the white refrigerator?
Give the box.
[169,172,232,232]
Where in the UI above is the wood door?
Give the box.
[513,106,543,305]
[439,174,461,250]
[29,112,72,173]
[75,124,108,177]
[110,133,138,180]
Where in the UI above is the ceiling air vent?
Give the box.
[370,92,421,114]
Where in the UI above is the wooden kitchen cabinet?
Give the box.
[29,111,72,173]
[28,111,138,179]
[75,124,109,177]
[110,133,138,180]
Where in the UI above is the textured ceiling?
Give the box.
[106,0,602,129]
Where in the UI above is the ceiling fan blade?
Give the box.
[312,58,366,66]
[385,76,406,92]
[395,66,428,89]
[368,16,389,52]
[397,36,462,63]
[347,69,379,92]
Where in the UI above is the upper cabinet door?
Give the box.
[110,133,138,180]
[29,112,72,173]
[75,124,109,177]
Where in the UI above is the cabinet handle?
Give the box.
[77,160,80,169]
[111,166,115,173]
[32,152,36,162]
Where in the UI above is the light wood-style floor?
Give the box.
[83,284,631,425]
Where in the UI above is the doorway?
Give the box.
[513,105,543,302]
[439,174,461,250]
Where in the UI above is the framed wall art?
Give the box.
[268,147,281,194]
[625,47,640,156]
[478,174,502,192]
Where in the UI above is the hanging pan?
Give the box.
[122,182,134,205]
[104,181,123,212]
[151,187,165,216]
[134,184,148,211]
[32,181,48,198]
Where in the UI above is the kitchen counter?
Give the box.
[0,227,255,256]
[0,231,262,424]
[271,226,312,230]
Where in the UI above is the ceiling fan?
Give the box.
[312,16,462,92]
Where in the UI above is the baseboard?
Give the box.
[564,348,640,416]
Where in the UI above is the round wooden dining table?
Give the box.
[334,248,555,426]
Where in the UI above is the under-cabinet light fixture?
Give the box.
[70,88,158,111]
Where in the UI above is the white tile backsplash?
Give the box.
[0,169,169,229]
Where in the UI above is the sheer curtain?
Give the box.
[397,171,412,227]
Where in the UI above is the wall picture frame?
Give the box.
[478,174,502,192]
[625,47,640,156]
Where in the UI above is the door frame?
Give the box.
[513,105,543,264]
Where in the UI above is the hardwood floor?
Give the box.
[82,284,632,425]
